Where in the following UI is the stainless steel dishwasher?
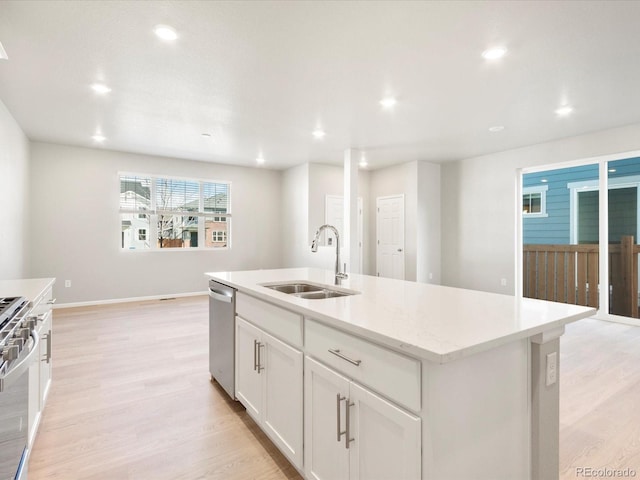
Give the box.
[208,280,236,399]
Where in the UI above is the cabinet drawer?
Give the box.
[30,286,53,315]
[236,292,303,348]
[305,319,421,412]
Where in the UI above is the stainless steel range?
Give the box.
[0,296,37,480]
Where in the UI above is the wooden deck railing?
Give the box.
[523,236,639,318]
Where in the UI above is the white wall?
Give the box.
[369,160,440,283]
[0,100,30,279]
[28,142,282,304]
[441,122,640,294]
[416,161,441,284]
[305,163,372,274]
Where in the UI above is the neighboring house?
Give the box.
[120,187,151,250]
[523,157,640,245]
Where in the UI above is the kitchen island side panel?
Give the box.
[422,338,529,480]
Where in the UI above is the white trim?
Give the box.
[520,149,640,174]
[516,169,523,298]
[568,175,640,243]
[522,184,548,217]
[53,290,207,309]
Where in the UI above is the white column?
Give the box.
[344,149,360,274]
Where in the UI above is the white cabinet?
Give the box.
[235,315,303,469]
[305,356,421,480]
[27,285,54,447]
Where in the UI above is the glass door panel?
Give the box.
[607,157,640,318]
[522,164,600,309]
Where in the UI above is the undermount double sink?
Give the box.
[261,282,359,299]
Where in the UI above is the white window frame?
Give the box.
[138,228,147,241]
[211,230,227,242]
[522,185,548,217]
[119,172,232,251]
[568,175,640,244]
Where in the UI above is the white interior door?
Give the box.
[376,195,405,279]
[325,195,364,273]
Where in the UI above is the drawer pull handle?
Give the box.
[328,349,361,366]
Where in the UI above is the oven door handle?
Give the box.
[0,330,40,393]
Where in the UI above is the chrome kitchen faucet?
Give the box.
[311,224,348,285]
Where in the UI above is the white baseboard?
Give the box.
[54,290,207,309]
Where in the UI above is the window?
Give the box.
[119,174,231,250]
[522,185,548,217]
[211,231,227,242]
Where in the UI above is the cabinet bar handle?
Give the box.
[257,342,264,373]
[336,394,346,442]
[46,331,52,363]
[253,339,258,371]
[328,349,362,366]
[345,398,355,449]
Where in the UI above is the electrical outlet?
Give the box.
[500,278,507,287]
[546,352,557,386]
[429,272,433,280]
[65,280,71,288]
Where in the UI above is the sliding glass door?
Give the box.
[521,154,640,322]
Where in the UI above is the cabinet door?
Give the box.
[39,311,52,409]
[304,356,350,480]
[348,382,421,480]
[262,332,303,469]
[235,316,262,420]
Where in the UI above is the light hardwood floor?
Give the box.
[28,296,639,479]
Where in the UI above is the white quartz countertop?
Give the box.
[0,278,56,306]
[206,268,596,363]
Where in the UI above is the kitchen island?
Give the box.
[206,268,595,480]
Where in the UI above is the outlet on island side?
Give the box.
[65,280,71,288]
[500,278,507,287]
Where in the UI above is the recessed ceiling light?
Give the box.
[92,134,106,142]
[256,155,265,165]
[482,47,507,60]
[312,129,326,139]
[380,97,397,109]
[91,83,111,95]
[555,105,573,116]
[488,125,504,132]
[541,179,548,183]
[0,41,8,60]
[154,25,178,41]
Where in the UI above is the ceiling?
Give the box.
[1,1,640,170]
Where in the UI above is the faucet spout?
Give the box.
[311,224,348,285]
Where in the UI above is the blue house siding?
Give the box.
[523,158,640,245]
[523,164,598,245]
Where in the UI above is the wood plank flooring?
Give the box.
[28,296,301,480]
[28,296,640,479]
